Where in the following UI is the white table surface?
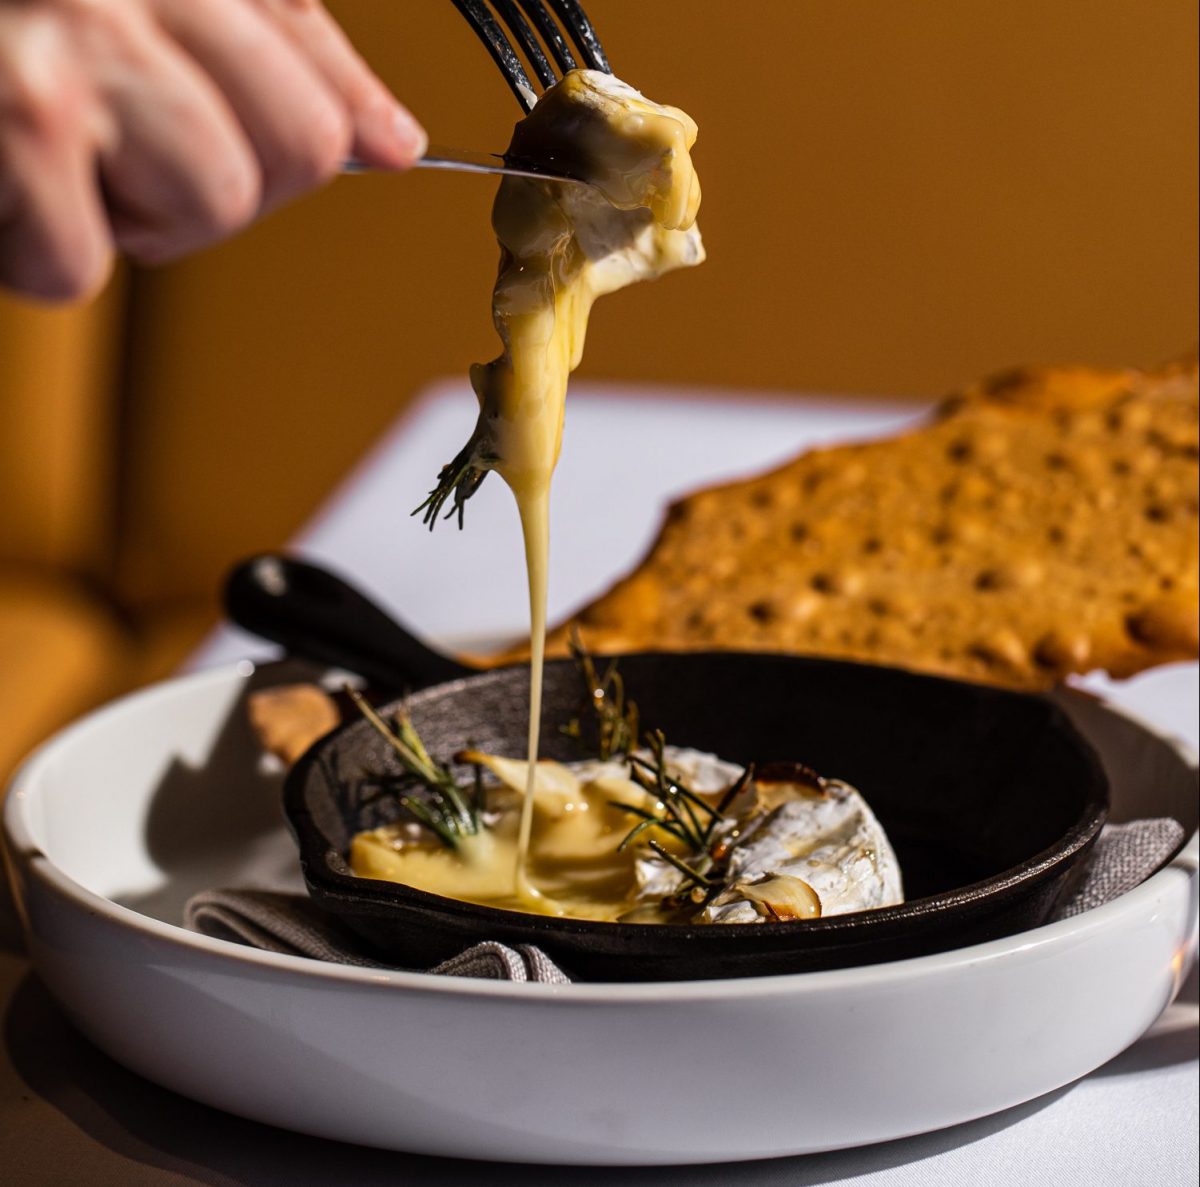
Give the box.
[4,381,1197,1184]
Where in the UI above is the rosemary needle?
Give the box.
[347,687,480,846]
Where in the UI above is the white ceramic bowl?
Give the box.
[3,662,1197,1165]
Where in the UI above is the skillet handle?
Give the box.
[223,553,474,692]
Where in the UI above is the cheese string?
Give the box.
[472,71,704,902]
[514,488,549,898]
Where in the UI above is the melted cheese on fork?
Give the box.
[471,70,704,905]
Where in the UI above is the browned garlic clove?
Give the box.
[733,874,823,921]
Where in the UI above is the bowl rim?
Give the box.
[3,661,1194,1003]
[283,654,1111,944]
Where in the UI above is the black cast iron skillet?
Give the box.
[226,553,1109,982]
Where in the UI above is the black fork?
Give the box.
[451,0,612,111]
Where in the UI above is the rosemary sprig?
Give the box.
[625,730,721,852]
[560,629,639,760]
[410,435,495,530]
[614,724,753,868]
[615,803,691,851]
[612,730,755,908]
[645,840,720,893]
[709,765,755,839]
[347,687,480,848]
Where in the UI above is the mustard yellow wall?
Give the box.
[3,0,1198,620]
[0,284,131,770]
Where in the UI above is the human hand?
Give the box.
[0,0,426,301]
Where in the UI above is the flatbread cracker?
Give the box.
[511,355,1198,690]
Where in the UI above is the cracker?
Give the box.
[515,355,1198,690]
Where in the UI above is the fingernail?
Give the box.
[394,107,428,161]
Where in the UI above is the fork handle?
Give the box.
[343,145,586,186]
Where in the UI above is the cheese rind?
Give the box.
[703,779,904,923]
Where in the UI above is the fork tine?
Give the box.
[514,0,578,76]
[450,0,539,110]
[491,0,559,90]
[544,0,612,73]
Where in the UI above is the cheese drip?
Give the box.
[440,71,704,906]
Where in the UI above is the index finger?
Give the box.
[250,0,426,170]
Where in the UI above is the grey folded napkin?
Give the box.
[184,818,1185,984]
[184,889,571,983]
[1051,817,1187,918]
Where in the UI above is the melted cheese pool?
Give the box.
[350,749,904,924]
